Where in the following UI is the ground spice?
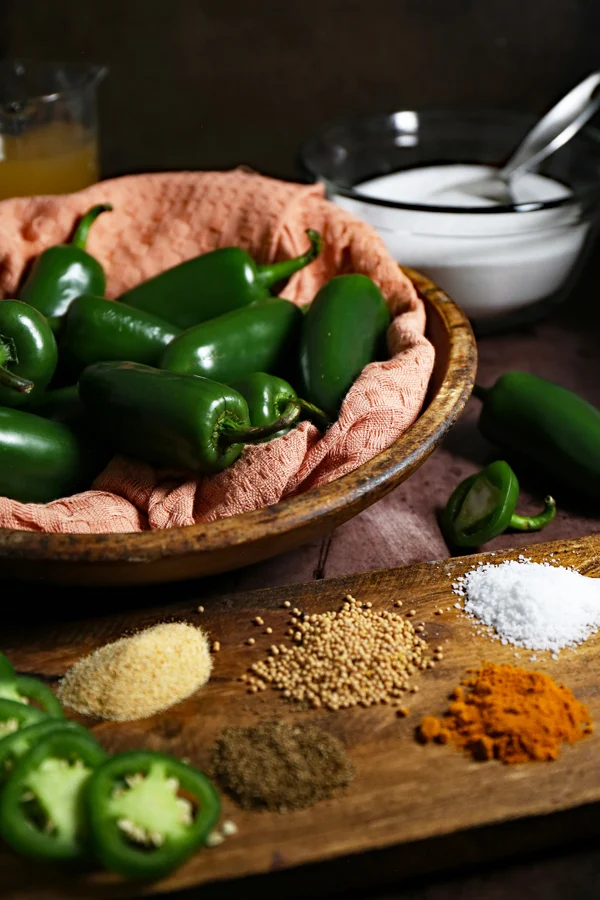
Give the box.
[417,663,593,763]
[211,720,354,811]
[247,594,430,710]
[57,622,212,721]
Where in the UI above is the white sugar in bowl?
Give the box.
[300,110,600,333]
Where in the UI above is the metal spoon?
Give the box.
[441,71,600,204]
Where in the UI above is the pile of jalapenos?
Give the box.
[0,205,397,500]
[0,651,221,880]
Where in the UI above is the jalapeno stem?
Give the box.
[293,398,331,430]
[256,229,322,289]
[0,367,34,393]
[0,338,34,393]
[71,204,113,251]
[220,402,303,446]
[510,495,557,531]
[220,397,331,446]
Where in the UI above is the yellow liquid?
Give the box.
[0,121,99,200]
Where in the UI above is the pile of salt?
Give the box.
[454,560,600,655]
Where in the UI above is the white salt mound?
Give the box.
[461,560,600,653]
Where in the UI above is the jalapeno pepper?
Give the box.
[161,297,303,385]
[120,229,322,330]
[0,652,15,680]
[0,720,97,786]
[63,294,181,371]
[299,274,391,418]
[85,750,220,880]
[0,301,58,406]
[475,372,600,502]
[0,407,98,503]
[78,362,305,474]
[19,204,112,331]
[232,372,330,439]
[0,730,107,862]
[0,676,64,719]
[443,460,557,548]
[0,698,47,742]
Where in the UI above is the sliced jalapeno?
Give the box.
[0,698,48,746]
[0,652,15,680]
[0,730,107,862]
[0,719,98,786]
[0,676,64,719]
[85,751,221,880]
[443,460,556,548]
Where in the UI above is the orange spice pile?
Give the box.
[417,662,593,763]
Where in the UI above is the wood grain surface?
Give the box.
[0,269,476,586]
[2,534,600,899]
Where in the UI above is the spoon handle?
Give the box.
[501,71,600,182]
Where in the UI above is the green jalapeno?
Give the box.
[0,720,97,786]
[475,372,600,502]
[78,362,306,474]
[0,730,107,862]
[0,405,109,503]
[0,676,64,719]
[232,372,330,439]
[161,297,303,386]
[19,204,113,332]
[443,460,557,548]
[121,229,321,330]
[0,301,58,406]
[63,294,181,371]
[0,698,47,742]
[0,652,15,680]
[299,274,391,418]
[85,750,221,880]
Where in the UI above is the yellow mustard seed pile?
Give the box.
[246,595,431,710]
[58,622,212,722]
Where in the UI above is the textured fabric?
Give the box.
[0,169,434,533]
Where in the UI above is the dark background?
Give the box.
[1,0,599,181]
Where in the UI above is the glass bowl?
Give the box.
[299,110,600,333]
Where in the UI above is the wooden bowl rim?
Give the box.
[0,268,476,563]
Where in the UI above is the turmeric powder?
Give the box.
[417,663,593,763]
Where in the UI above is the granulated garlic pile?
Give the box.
[246,594,432,710]
[58,622,213,721]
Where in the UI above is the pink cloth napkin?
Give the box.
[0,169,435,533]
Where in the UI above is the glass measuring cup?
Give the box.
[0,60,107,201]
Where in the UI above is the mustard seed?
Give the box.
[242,595,431,709]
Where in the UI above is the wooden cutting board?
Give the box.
[3,534,600,900]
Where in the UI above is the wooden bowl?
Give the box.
[0,269,477,586]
